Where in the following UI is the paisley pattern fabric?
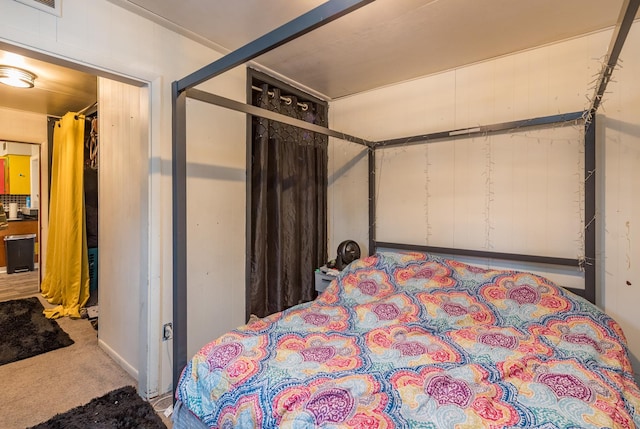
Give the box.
[176,252,640,428]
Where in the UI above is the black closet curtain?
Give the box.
[250,84,328,318]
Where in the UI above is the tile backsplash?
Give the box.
[0,195,28,210]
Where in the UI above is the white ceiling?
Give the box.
[118,0,633,98]
[0,0,635,117]
[0,44,97,118]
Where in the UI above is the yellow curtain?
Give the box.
[41,112,90,319]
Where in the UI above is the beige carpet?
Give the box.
[0,294,155,429]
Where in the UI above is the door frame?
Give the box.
[1,41,159,398]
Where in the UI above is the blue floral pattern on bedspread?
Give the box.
[176,252,640,428]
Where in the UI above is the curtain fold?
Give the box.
[250,85,328,318]
[41,112,90,319]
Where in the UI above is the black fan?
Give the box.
[335,240,361,270]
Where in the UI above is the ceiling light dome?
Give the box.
[0,65,37,88]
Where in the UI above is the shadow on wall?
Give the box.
[163,157,245,182]
[328,147,367,186]
[602,116,640,138]
[596,115,640,384]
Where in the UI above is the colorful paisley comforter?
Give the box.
[176,252,640,428]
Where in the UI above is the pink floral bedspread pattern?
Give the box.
[176,252,640,428]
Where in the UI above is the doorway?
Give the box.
[0,141,41,301]
[0,42,153,394]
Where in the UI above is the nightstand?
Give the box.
[314,266,337,293]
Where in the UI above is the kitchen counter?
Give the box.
[4,212,38,222]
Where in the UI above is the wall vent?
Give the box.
[13,0,61,16]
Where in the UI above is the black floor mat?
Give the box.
[0,297,74,366]
[28,385,167,429]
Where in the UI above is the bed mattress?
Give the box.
[174,252,640,428]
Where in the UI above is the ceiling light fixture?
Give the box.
[0,65,37,88]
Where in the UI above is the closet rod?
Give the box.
[251,85,309,110]
[49,114,92,122]
[75,101,98,118]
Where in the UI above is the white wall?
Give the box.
[0,0,247,396]
[598,23,640,381]
[97,77,145,380]
[328,31,610,263]
[327,138,370,257]
[185,98,246,357]
[374,126,583,255]
[30,143,40,210]
[329,25,640,380]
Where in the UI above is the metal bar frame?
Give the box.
[584,117,597,304]
[377,112,584,148]
[368,148,376,254]
[171,83,188,394]
[169,0,638,397]
[171,0,376,396]
[370,112,595,303]
[176,0,376,92]
[375,242,580,267]
[586,0,640,121]
[187,88,374,147]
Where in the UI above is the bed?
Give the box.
[173,251,640,428]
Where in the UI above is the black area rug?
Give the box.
[28,386,167,429]
[0,297,74,365]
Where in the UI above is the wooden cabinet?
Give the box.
[0,220,38,268]
[4,155,31,195]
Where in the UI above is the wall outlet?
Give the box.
[162,323,173,341]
